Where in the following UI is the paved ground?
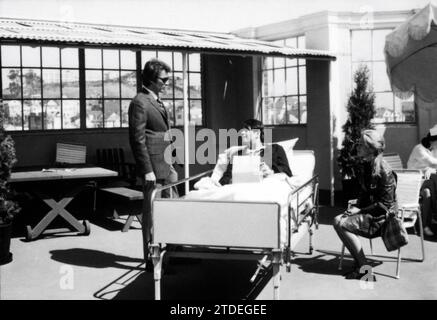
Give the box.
[1,206,437,300]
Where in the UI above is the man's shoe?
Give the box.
[424,226,435,237]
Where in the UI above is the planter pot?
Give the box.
[341,178,361,206]
[0,222,13,265]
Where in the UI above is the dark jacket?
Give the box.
[128,89,172,179]
[356,159,397,217]
[219,144,292,185]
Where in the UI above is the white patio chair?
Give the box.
[383,152,404,170]
[338,169,425,279]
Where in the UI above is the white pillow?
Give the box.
[275,138,299,153]
[275,138,299,167]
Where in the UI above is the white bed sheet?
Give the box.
[185,174,313,246]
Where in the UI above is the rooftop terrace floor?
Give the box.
[1,206,437,300]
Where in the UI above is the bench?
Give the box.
[96,148,137,187]
[100,187,143,232]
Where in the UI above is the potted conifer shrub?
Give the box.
[0,102,20,265]
[337,65,376,204]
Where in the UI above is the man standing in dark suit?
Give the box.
[128,58,178,267]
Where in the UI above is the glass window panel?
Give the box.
[1,46,20,66]
[351,30,372,62]
[42,69,61,99]
[103,49,119,69]
[43,99,61,130]
[373,61,391,92]
[22,68,41,98]
[103,70,120,98]
[175,100,184,126]
[285,68,297,95]
[299,95,307,124]
[173,72,183,99]
[120,71,137,98]
[286,58,297,67]
[395,95,415,122]
[274,68,285,96]
[121,100,130,128]
[86,99,103,128]
[3,100,22,130]
[189,53,201,72]
[286,96,299,124]
[285,37,297,48]
[262,97,274,125]
[189,73,201,98]
[104,100,121,128]
[273,97,287,125]
[141,50,157,65]
[85,49,102,68]
[299,66,306,94]
[2,68,21,99]
[173,52,182,71]
[264,57,273,69]
[42,47,60,68]
[262,70,274,97]
[120,50,136,70]
[62,70,79,98]
[23,100,42,130]
[297,36,305,49]
[86,70,102,98]
[61,48,79,68]
[22,46,40,67]
[157,51,172,69]
[374,92,394,123]
[190,100,202,126]
[373,29,392,61]
[62,100,80,129]
[274,56,285,69]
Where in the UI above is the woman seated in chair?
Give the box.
[333,129,397,280]
[210,119,292,186]
[407,125,437,237]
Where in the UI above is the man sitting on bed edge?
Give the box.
[205,119,292,187]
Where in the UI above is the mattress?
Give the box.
[184,174,315,247]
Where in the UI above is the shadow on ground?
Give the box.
[98,258,273,300]
[49,248,144,270]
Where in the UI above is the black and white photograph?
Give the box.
[0,0,436,304]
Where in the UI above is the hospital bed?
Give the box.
[148,149,319,300]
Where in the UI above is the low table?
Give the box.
[10,167,118,240]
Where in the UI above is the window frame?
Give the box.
[350,28,417,125]
[260,35,307,126]
[0,41,205,132]
[0,45,82,131]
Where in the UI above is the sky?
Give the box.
[0,0,434,32]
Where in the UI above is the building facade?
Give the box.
[235,9,425,202]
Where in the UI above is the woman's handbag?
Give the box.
[381,211,409,252]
